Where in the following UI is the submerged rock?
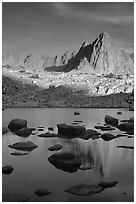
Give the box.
[14,127,32,137]
[30,128,37,131]
[2,165,14,175]
[48,151,81,173]
[11,152,29,156]
[101,133,117,141]
[57,124,86,137]
[65,184,104,196]
[98,181,118,189]
[79,163,92,170]
[100,127,115,131]
[117,145,134,149]
[74,120,83,123]
[48,144,63,151]
[105,115,118,126]
[38,133,58,138]
[116,134,128,138]
[34,188,50,196]
[2,127,9,135]
[2,193,28,202]
[38,129,44,131]
[8,119,27,132]
[8,141,38,151]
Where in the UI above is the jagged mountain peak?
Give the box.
[98,32,110,39]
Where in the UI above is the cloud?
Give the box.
[52,2,133,26]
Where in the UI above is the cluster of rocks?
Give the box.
[3,111,134,201]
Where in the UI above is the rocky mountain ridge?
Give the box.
[3,32,134,76]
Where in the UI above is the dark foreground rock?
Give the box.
[101,133,117,141]
[48,151,81,173]
[2,193,28,202]
[8,119,27,132]
[8,141,38,151]
[105,115,119,126]
[48,144,63,151]
[98,181,118,189]
[117,122,134,134]
[2,127,9,135]
[14,127,32,137]
[35,188,51,196]
[65,184,104,196]
[117,146,134,149]
[2,165,14,175]
[79,129,101,140]
[57,124,86,137]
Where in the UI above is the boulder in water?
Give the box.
[8,119,27,132]
[8,141,38,151]
[128,117,134,123]
[48,144,63,151]
[65,184,104,196]
[74,112,80,115]
[48,127,54,131]
[48,151,81,173]
[105,115,118,126]
[14,127,32,137]
[2,127,9,135]
[117,112,122,115]
[79,129,101,140]
[101,133,117,141]
[117,122,134,134]
[38,133,58,138]
[11,152,29,156]
[57,124,86,137]
[30,128,37,131]
[117,145,134,149]
[98,181,118,189]
[2,165,14,175]
[34,188,50,196]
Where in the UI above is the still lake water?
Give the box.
[2,108,134,201]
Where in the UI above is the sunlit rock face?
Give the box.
[65,32,134,75]
[2,32,134,76]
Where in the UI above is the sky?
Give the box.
[2,2,134,57]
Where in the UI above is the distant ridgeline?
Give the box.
[2,32,134,76]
